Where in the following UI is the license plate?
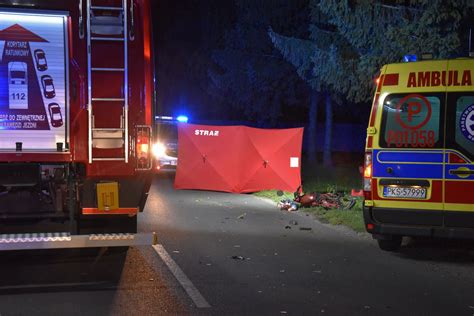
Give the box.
[383,186,427,199]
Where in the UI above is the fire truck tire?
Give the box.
[107,246,130,254]
[377,236,402,252]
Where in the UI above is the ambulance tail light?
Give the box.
[136,126,152,171]
[363,152,373,199]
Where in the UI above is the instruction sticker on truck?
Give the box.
[0,11,67,150]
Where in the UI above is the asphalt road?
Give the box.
[0,172,473,315]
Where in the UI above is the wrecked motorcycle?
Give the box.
[278,186,356,211]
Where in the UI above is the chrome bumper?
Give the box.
[0,232,157,251]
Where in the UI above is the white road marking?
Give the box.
[0,281,113,291]
[152,244,211,308]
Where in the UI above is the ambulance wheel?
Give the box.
[377,236,402,252]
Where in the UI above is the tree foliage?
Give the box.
[270,0,471,103]
[269,0,470,165]
[208,0,308,125]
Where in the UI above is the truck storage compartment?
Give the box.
[0,163,69,216]
[0,163,40,187]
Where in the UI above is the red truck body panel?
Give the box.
[0,1,155,237]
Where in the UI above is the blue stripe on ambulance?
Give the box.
[373,150,443,179]
[376,150,444,163]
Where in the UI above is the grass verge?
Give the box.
[254,190,365,233]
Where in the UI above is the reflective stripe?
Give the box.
[374,163,443,179]
[373,150,444,179]
[383,73,399,86]
[376,150,444,163]
[373,199,443,210]
[0,232,156,251]
[82,207,138,215]
[445,203,474,212]
[369,93,380,127]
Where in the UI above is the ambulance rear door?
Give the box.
[374,60,448,226]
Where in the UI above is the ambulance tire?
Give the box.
[377,236,402,252]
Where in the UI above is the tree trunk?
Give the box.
[323,91,333,167]
[307,89,319,162]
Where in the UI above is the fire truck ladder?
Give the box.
[86,0,129,163]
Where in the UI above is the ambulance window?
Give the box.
[380,93,443,148]
[446,93,474,158]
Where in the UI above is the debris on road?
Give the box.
[237,212,247,219]
[300,227,312,231]
[172,250,180,254]
[232,255,245,260]
[289,220,298,226]
[279,186,357,211]
[278,199,298,212]
[285,225,291,229]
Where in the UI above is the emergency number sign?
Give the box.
[0,11,67,150]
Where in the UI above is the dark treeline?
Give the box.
[154,0,473,164]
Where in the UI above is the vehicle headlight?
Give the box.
[152,142,167,158]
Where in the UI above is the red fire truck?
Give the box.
[0,0,155,250]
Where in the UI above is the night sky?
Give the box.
[152,0,235,121]
[151,1,367,126]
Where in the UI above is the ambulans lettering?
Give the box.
[194,129,220,136]
[407,70,472,88]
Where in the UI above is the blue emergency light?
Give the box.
[403,54,417,62]
[176,115,188,123]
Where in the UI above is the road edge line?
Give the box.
[152,244,211,308]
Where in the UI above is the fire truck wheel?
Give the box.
[377,237,402,252]
[77,215,137,235]
[107,246,130,255]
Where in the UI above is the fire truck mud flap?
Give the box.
[0,232,157,251]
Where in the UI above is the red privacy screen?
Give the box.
[174,124,303,193]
